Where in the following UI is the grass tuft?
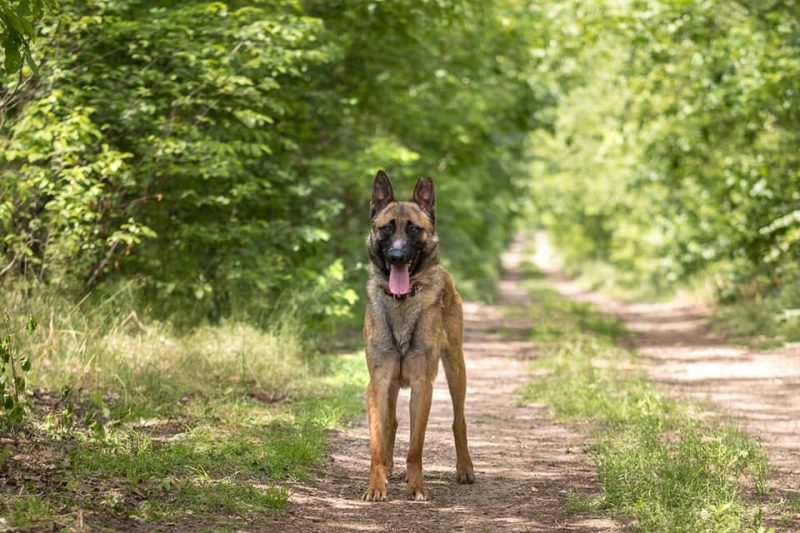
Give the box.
[3,495,57,529]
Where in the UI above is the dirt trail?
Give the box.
[533,231,800,499]
[267,238,619,532]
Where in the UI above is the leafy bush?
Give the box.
[532,1,800,304]
[1,0,551,326]
[0,0,50,75]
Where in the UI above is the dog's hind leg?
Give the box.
[442,305,475,484]
[441,346,475,484]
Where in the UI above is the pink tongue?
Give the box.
[389,263,410,295]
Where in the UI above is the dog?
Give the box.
[362,170,475,501]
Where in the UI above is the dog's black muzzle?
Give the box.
[387,246,413,265]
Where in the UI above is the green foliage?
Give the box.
[2,282,311,417]
[1,0,552,327]
[532,1,800,305]
[0,310,36,427]
[0,0,50,75]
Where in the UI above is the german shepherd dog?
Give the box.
[362,170,475,501]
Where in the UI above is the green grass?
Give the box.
[3,495,58,529]
[60,412,314,519]
[0,286,368,529]
[710,295,800,349]
[518,261,771,532]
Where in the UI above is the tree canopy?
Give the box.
[1,0,553,325]
[533,0,800,301]
[2,0,799,326]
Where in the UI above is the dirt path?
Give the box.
[267,238,619,532]
[532,231,800,500]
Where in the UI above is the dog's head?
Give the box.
[367,170,439,296]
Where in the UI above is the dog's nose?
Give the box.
[387,248,407,263]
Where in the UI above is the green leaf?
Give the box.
[3,43,23,74]
[4,11,26,36]
[8,404,24,423]
[18,0,33,17]
[23,47,39,76]
[18,15,35,39]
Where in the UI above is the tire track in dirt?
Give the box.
[266,237,620,532]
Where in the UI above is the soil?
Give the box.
[266,237,621,532]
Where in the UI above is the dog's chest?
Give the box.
[382,297,424,355]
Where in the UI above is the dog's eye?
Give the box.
[407,223,421,235]
[379,223,393,236]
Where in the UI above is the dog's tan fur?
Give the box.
[362,171,474,501]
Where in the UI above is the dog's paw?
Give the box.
[406,484,428,501]
[456,463,475,484]
[362,484,388,502]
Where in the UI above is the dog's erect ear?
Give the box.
[412,177,435,219]
[370,170,395,219]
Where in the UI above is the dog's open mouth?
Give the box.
[387,252,421,296]
[388,263,410,295]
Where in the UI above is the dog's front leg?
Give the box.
[363,346,401,502]
[404,352,436,501]
[364,376,392,501]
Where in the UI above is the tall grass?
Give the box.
[3,282,308,416]
[1,281,367,529]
